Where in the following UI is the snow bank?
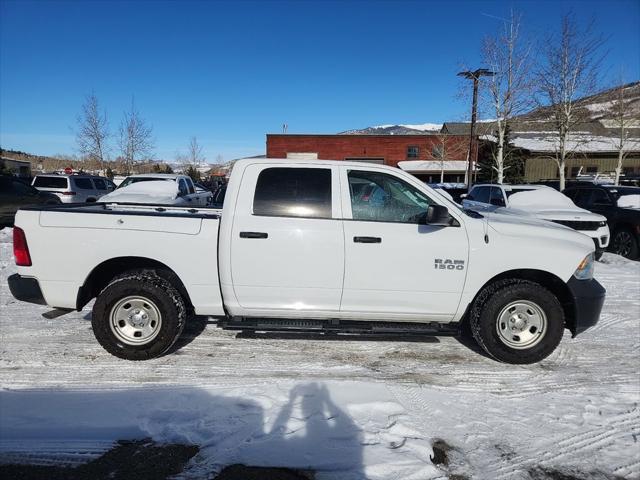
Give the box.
[617,194,640,209]
[508,188,577,210]
[100,180,178,203]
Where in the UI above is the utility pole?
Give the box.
[458,69,495,191]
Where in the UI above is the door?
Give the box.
[230,165,344,312]
[340,168,468,320]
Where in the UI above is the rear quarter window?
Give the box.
[33,176,68,189]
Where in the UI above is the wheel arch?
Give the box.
[76,256,194,313]
[468,269,577,334]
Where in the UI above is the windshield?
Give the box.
[118,177,174,189]
[605,186,640,199]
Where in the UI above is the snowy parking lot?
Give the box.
[0,227,639,479]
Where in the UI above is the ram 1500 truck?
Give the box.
[8,159,606,364]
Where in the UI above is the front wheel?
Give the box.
[92,270,186,360]
[470,279,564,364]
[611,228,639,260]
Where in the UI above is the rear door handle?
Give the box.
[240,231,268,239]
[353,236,381,243]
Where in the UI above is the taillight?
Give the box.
[62,191,76,195]
[13,227,32,266]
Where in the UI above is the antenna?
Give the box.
[282,123,288,134]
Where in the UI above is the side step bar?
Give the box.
[219,317,460,336]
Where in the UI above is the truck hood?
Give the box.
[499,206,606,222]
[483,211,595,250]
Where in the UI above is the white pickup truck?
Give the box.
[9,159,605,364]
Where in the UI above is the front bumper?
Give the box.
[583,226,610,249]
[567,276,606,336]
[8,274,47,305]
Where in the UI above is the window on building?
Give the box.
[570,167,581,178]
[586,166,598,174]
[407,146,420,159]
[253,167,332,218]
[623,167,635,175]
[348,170,434,223]
[432,145,444,159]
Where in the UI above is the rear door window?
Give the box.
[73,178,94,190]
[178,179,189,196]
[93,178,107,190]
[253,167,332,218]
[33,176,68,189]
[186,178,195,194]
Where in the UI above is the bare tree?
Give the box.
[118,99,154,174]
[431,134,468,183]
[76,93,109,171]
[610,81,640,185]
[481,10,532,183]
[187,136,205,165]
[535,13,605,190]
[177,136,206,181]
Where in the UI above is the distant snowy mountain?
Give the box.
[340,123,442,135]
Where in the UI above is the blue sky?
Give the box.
[1,0,639,162]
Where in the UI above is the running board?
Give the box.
[219,317,460,336]
[42,308,74,319]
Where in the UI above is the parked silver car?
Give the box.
[32,174,116,203]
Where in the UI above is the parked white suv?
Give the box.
[462,184,610,258]
[32,174,116,203]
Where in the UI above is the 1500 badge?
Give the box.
[434,259,465,270]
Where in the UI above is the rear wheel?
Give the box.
[92,270,186,360]
[611,228,639,260]
[470,279,564,364]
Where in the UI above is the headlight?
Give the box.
[598,221,607,227]
[573,253,594,280]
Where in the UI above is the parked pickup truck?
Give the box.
[8,159,605,364]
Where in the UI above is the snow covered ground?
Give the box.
[0,227,639,479]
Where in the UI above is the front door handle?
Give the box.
[240,231,268,239]
[354,236,381,243]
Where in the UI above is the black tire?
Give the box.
[92,270,186,360]
[611,228,639,260]
[470,279,564,364]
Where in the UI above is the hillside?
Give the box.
[518,81,640,123]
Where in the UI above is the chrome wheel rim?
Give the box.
[614,231,633,257]
[109,296,162,346]
[496,300,547,349]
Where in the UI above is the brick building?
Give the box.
[266,134,470,182]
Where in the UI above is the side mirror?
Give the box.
[460,193,469,200]
[426,204,451,226]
